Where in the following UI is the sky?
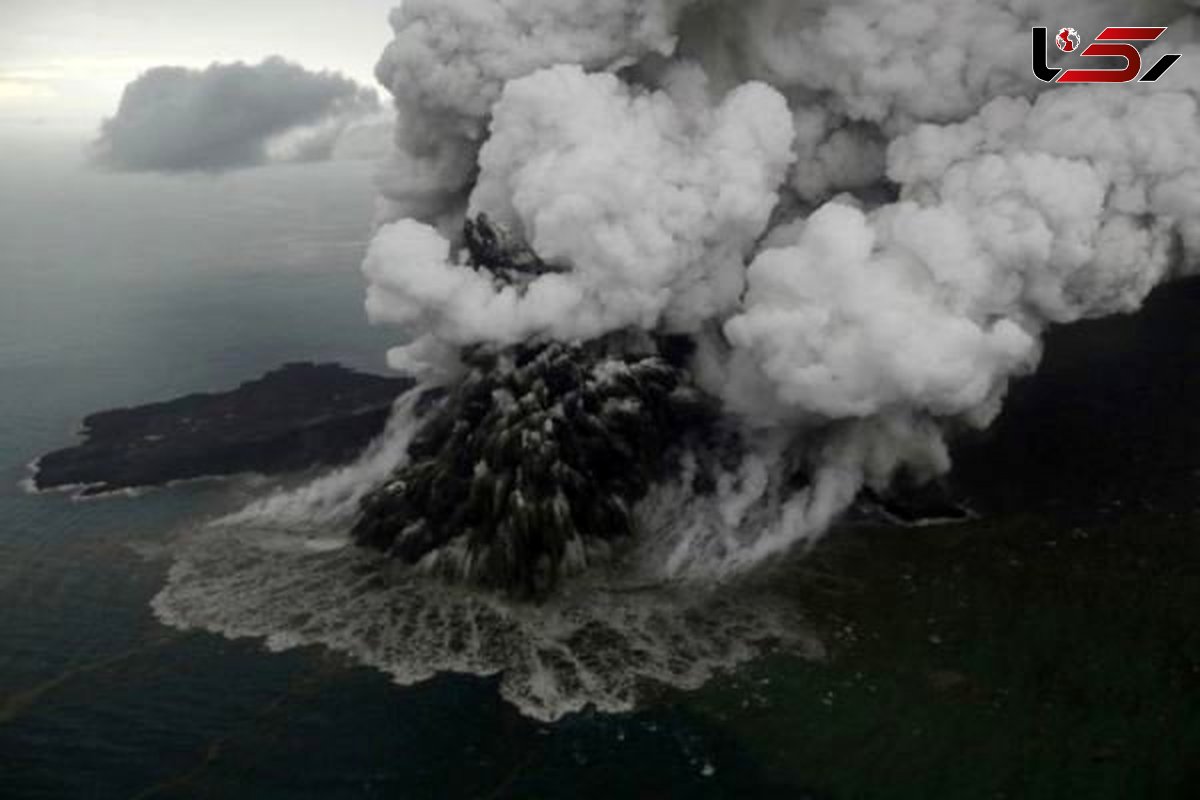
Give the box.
[0,0,398,130]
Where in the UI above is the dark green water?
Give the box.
[1,136,1197,798]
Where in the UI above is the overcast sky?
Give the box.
[0,0,397,129]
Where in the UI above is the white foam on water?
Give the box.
[22,457,288,500]
[19,458,42,493]
[18,457,99,498]
[150,390,823,721]
[152,521,821,722]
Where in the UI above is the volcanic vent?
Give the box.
[353,218,716,599]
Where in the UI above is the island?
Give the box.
[31,362,412,496]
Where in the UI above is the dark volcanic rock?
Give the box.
[854,483,974,527]
[352,334,713,600]
[352,215,716,600]
[33,362,412,496]
[463,213,566,286]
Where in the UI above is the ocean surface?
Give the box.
[1,133,1197,799]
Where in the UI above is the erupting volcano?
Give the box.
[339,0,1200,597]
[9,0,1200,789]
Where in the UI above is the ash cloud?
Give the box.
[92,57,382,173]
[364,65,794,354]
[361,0,1200,575]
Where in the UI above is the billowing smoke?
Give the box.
[361,0,1200,580]
[372,0,692,223]
[365,64,793,364]
[93,57,385,172]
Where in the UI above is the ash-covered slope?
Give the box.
[354,336,711,599]
[354,218,714,599]
[33,362,411,496]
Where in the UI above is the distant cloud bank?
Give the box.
[92,57,388,172]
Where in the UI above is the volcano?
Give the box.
[352,217,716,599]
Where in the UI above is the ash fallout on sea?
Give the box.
[347,0,1200,598]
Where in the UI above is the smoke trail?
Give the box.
[359,0,1200,575]
[216,390,424,532]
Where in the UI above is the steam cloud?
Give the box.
[93,57,385,172]
[363,0,1200,575]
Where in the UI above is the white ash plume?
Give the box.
[373,0,694,224]
[365,64,794,371]
[360,0,1200,579]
